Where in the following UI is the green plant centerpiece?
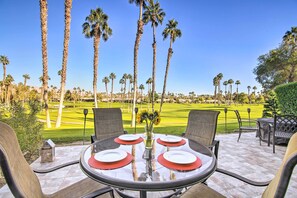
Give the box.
[137,110,161,149]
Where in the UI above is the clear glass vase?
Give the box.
[144,125,154,149]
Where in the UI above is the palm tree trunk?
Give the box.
[288,64,296,82]
[5,86,9,106]
[40,0,51,128]
[160,45,173,113]
[132,19,144,127]
[218,81,221,105]
[93,35,100,108]
[105,83,108,103]
[2,65,6,84]
[56,0,72,128]
[2,65,6,103]
[230,85,233,104]
[214,86,217,105]
[225,85,227,104]
[236,85,239,104]
[151,24,157,112]
[111,79,114,104]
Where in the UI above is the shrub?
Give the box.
[2,100,43,161]
[262,91,279,117]
[275,82,297,116]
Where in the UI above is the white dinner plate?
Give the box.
[160,135,182,143]
[163,151,196,164]
[118,134,139,141]
[94,149,127,163]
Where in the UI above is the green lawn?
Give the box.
[40,102,263,143]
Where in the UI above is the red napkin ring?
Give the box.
[88,153,133,170]
[157,138,186,147]
[114,137,143,145]
[157,153,202,171]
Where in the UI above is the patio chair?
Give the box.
[0,121,114,198]
[182,110,220,158]
[234,110,258,142]
[92,108,127,143]
[272,114,297,153]
[181,131,297,198]
[257,120,272,146]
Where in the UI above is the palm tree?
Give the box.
[146,77,152,102]
[227,79,234,104]
[216,73,223,104]
[82,8,112,108]
[119,78,125,105]
[4,74,14,106]
[143,0,165,111]
[22,74,30,105]
[0,55,9,85]
[122,73,128,100]
[213,76,219,104]
[22,74,30,87]
[129,0,146,127]
[102,76,110,102]
[39,0,51,128]
[109,72,116,103]
[127,74,133,100]
[128,74,133,112]
[235,80,241,103]
[223,81,228,104]
[0,55,9,103]
[253,86,257,94]
[139,84,145,108]
[247,85,251,104]
[56,0,73,128]
[159,19,182,113]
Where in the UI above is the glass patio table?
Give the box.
[80,134,216,198]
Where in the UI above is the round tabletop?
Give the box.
[80,134,216,196]
[257,117,274,123]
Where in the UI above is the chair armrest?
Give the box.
[209,140,219,159]
[123,130,128,134]
[181,132,186,137]
[33,160,79,174]
[91,135,97,143]
[216,168,271,186]
[81,186,114,198]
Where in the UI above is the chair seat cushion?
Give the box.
[275,131,294,139]
[181,183,225,198]
[240,126,258,131]
[48,177,112,198]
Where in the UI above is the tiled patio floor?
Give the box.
[0,132,296,198]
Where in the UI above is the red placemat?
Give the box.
[157,153,202,171]
[88,153,133,170]
[114,137,143,145]
[157,138,186,147]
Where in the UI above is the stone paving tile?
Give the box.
[1,132,296,198]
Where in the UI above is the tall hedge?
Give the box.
[275,82,297,116]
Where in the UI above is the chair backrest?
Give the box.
[234,110,242,127]
[0,121,44,197]
[262,132,297,197]
[93,108,125,140]
[185,110,220,146]
[274,114,297,135]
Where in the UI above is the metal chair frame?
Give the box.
[234,110,258,142]
[91,108,127,143]
[272,114,297,153]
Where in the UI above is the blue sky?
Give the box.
[0,0,296,95]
